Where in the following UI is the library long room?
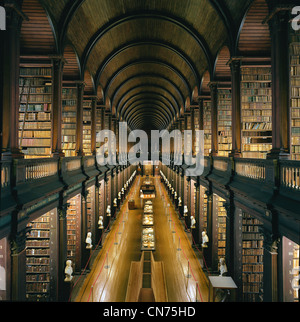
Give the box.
[0,0,299,304]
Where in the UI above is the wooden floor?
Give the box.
[73,175,210,302]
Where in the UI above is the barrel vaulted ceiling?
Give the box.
[20,0,280,130]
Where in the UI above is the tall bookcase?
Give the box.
[66,194,81,272]
[217,88,232,157]
[83,99,92,156]
[242,211,264,302]
[96,108,102,150]
[203,101,212,156]
[212,194,227,270]
[62,86,77,157]
[87,186,96,239]
[194,107,200,155]
[25,209,58,301]
[19,66,52,158]
[290,30,300,160]
[199,185,208,235]
[241,66,272,159]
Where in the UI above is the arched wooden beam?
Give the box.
[111,74,184,112]
[104,59,191,99]
[124,99,172,124]
[80,11,214,78]
[126,105,170,129]
[116,84,179,117]
[94,40,200,90]
[120,93,174,121]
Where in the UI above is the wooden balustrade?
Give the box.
[213,157,228,172]
[280,161,300,191]
[1,162,11,188]
[235,159,266,182]
[25,159,58,182]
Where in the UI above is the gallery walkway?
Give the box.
[72,175,210,302]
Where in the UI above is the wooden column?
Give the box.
[209,82,218,156]
[229,58,242,158]
[267,9,290,159]
[75,81,85,156]
[1,4,24,159]
[51,57,65,158]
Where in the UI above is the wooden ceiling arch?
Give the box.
[20,0,271,129]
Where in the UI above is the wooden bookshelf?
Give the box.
[194,107,200,154]
[217,196,226,261]
[86,186,95,238]
[199,186,208,234]
[290,31,300,160]
[218,88,232,157]
[96,108,102,150]
[242,212,264,302]
[66,194,81,272]
[83,99,92,156]
[62,87,77,157]
[212,194,227,269]
[203,101,212,156]
[241,66,272,159]
[19,67,52,159]
[25,209,57,301]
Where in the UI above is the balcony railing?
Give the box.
[1,155,300,199]
[235,158,266,182]
[280,161,300,191]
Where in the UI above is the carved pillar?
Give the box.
[51,57,65,158]
[209,82,218,156]
[1,2,24,159]
[267,9,290,159]
[75,81,85,156]
[229,58,242,158]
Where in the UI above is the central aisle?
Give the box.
[73,175,209,302]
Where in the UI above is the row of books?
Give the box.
[62,100,77,106]
[241,89,272,96]
[242,122,272,130]
[242,116,271,123]
[21,86,52,94]
[243,144,272,152]
[22,148,51,155]
[20,103,52,112]
[242,96,272,103]
[242,102,272,110]
[241,82,271,89]
[19,131,51,138]
[20,138,51,146]
[242,109,272,116]
[19,122,51,129]
[20,67,52,76]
